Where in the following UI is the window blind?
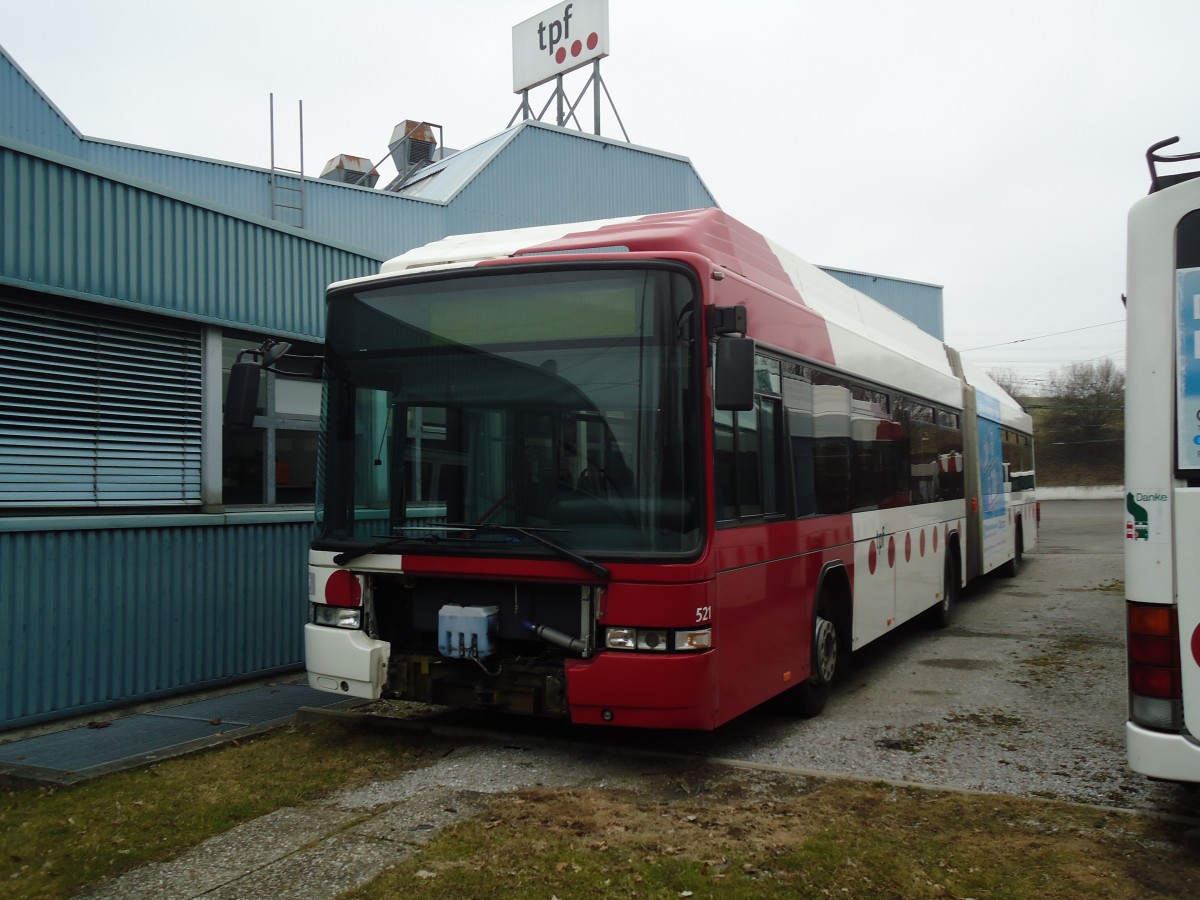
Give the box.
[0,293,202,508]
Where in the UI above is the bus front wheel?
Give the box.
[785,596,839,718]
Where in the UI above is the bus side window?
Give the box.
[713,408,737,521]
[736,403,763,516]
[713,395,784,522]
[906,403,937,505]
[783,371,818,516]
[853,386,904,510]
[759,396,782,516]
[936,410,965,501]
[1002,429,1035,492]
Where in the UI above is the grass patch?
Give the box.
[0,721,455,899]
[3,723,1197,899]
[344,771,1199,899]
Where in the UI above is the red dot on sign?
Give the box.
[555,48,566,64]
[933,527,939,552]
[1192,624,1200,667]
[571,39,582,57]
[888,536,896,568]
[905,533,912,562]
[868,540,877,575]
[920,529,926,557]
[587,32,598,50]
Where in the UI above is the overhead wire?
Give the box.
[958,319,1124,353]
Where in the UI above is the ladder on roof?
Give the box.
[269,94,305,228]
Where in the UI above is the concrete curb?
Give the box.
[1035,486,1123,500]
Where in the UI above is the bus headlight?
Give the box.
[311,603,362,629]
[604,626,711,652]
[605,627,638,650]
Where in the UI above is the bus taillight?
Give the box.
[1127,601,1183,731]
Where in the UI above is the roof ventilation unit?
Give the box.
[318,154,379,187]
[384,120,442,190]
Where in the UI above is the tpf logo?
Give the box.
[537,4,600,65]
[512,0,610,93]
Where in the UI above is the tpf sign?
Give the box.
[512,0,610,93]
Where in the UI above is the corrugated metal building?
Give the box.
[0,43,942,731]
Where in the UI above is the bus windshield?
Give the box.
[315,266,702,558]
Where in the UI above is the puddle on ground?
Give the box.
[917,658,995,670]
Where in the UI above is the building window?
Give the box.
[221,335,321,506]
[0,290,202,511]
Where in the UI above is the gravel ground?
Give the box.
[365,501,1191,813]
[685,499,1193,813]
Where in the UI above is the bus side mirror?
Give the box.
[225,357,262,426]
[715,337,755,411]
[224,340,291,426]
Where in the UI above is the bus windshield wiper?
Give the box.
[438,523,611,580]
[330,531,447,566]
[331,526,609,580]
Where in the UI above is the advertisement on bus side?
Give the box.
[1175,267,1200,473]
[977,392,1008,570]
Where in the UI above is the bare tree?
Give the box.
[1044,359,1124,445]
[1039,359,1124,484]
[988,367,1029,404]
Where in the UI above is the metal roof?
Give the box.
[396,128,521,202]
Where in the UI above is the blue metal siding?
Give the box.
[81,140,276,219]
[0,48,81,158]
[822,268,945,340]
[0,141,380,339]
[4,43,718,270]
[0,519,309,730]
[72,143,448,260]
[301,179,446,261]
[71,127,717,265]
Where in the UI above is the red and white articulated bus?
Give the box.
[302,208,1035,729]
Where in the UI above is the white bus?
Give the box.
[1125,137,1200,781]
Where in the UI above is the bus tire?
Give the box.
[999,520,1023,578]
[927,549,958,628]
[786,594,839,718]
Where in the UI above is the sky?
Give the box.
[4,0,1197,395]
